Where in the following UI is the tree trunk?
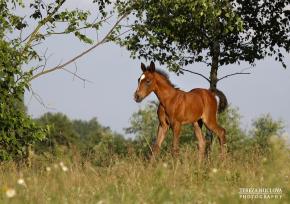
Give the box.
[205,42,220,154]
[210,42,220,89]
[209,42,228,112]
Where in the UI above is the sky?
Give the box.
[23,0,290,138]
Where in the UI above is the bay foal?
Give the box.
[134,62,227,161]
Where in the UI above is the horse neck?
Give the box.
[153,74,178,107]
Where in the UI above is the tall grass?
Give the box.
[0,136,289,204]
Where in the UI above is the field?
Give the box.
[0,136,289,204]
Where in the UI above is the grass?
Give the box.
[0,136,289,204]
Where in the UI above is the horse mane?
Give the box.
[154,68,178,89]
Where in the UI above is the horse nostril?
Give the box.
[134,92,140,102]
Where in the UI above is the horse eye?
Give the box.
[146,79,151,84]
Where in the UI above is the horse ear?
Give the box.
[149,61,155,72]
[141,63,146,72]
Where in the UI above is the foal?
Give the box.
[134,62,227,161]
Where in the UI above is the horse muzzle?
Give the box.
[134,92,143,103]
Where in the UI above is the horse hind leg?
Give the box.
[198,119,213,158]
[193,122,206,163]
[203,117,227,158]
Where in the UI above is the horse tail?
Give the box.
[210,88,228,113]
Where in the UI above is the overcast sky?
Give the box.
[24,0,290,137]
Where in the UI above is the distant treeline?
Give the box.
[24,102,285,167]
[34,112,131,166]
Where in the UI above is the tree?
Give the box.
[0,0,131,160]
[120,0,290,91]
[250,114,284,153]
[36,113,129,162]
[2,0,131,82]
[119,0,290,144]
[0,2,46,161]
[35,113,79,155]
[125,101,160,155]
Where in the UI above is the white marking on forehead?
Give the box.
[137,74,146,91]
[140,74,146,81]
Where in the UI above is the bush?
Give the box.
[249,114,284,153]
[35,113,130,166]
[0,39,46,161]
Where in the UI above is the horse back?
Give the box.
[160,88,218,124]
[188,88,218,110]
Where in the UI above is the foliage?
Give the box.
[0,37,45,161]
[35,112,129,166]
[31,104,284,167]
[250,114,284,153]
[35,113,80,155]
[72,117,129,166]
[217,107,247,153]
[120,0,290,88]
[119,0,290,150]
[125,101,160,155]
[0,0,128,161]
[2,0,126,81]
[125,101,284,157]
[120,0,242,70]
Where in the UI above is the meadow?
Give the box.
[1,1,290,203]
[0,135,289,204]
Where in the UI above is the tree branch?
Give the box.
[180,68,210,82]
[217,72,251,82]
[22,0,66,51]
[29,13,129,82]
[62,62,93,88]
[27,86,56,110]
[42,15,113,38]
[217,67,252,82]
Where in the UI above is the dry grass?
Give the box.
[0,136,289,204]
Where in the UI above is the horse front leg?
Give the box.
[151,105,169,160]
[151,123,168,160]
[172,122,181,157]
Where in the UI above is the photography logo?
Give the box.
[239,188,283,200]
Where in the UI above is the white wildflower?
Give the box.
[6,188,16,198]
[97,200,105,204]
[17,178,26,187]
[61,165,68,172]
[212,168,218,173]
[60,161,68,172]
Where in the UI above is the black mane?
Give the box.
[155,69,170,81]
[149,67,177,88]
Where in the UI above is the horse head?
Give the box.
[134,61,157,102]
